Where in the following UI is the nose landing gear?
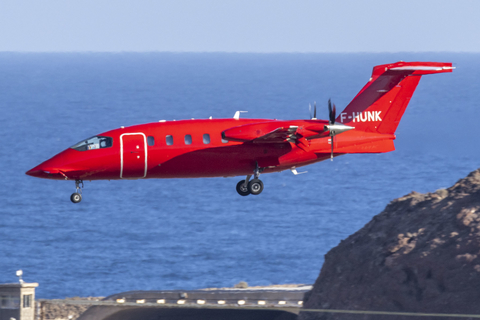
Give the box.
[236,162,265,196]
[71,180,83,203]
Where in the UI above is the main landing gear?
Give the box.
[236,163,264,196]
[70,180,83,203]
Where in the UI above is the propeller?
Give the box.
[328,99,336,161]
[328,99,336,124]
[309,102,317,120]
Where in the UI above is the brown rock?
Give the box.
[39,297,104,320]
[299,169,480,320]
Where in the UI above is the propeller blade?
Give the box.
[313,101,317,119]
[328,99,336,124]
[309,104,312,119]
[331,136,334,161]
[328,98,336,161]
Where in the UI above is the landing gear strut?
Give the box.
[236,162,264,196]
[71,180,83,203]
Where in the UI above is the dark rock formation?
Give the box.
[299,169,480,320]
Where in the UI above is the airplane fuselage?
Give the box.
[28,118,366,181]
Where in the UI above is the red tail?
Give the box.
[337,61,454,134]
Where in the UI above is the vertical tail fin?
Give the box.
[337,61,454,134]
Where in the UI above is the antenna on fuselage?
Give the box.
[233,111,248,120]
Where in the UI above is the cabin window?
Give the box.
[166,135,173,145]
[147,136,155,146]
[70,136,113,151]
[203,134,210,144]
[185,134,192,145]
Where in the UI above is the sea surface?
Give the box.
[0,53,479,299]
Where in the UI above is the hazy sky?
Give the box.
[1,0,479,52]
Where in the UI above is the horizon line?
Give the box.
[0,50,478,54]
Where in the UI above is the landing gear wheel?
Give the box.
[70,193,82,203]
[248,179,264,195]
[236,180,251,196]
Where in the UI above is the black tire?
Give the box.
[236,180,250,196]
[70,193,82,203]
[248,179,264,195]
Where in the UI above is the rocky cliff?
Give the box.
[299,169,480,320]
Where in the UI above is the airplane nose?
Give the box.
[25,165,58,178]
[25,168,43,177]
[26,154,65,179]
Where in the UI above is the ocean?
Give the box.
[0,52,478,298]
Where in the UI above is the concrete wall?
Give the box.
[76,289,306,320]
[80,306,297,320]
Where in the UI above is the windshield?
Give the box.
[70,136,113,151]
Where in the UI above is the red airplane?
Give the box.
[26,61,453,203]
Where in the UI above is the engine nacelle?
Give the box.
[324,123,355,136]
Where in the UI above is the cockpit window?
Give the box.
[70,136,113,151]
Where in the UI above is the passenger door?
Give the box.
[120,133,147,179]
